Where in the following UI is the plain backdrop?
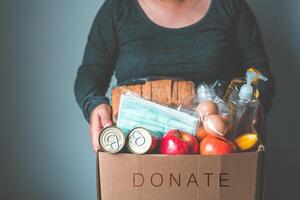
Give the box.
[1,0,299,199]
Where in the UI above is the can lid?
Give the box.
[99,126,126,153]
[127,128,153,154]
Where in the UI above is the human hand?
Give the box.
[89,104,113,152]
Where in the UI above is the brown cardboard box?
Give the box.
[97,80,264,200]
[96,149,264,200]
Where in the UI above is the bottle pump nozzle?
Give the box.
[238,70,268,102]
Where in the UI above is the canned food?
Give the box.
[127,127,159,154]
[99,126,126,153]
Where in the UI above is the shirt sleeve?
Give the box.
[234,0,275,113]
[74,0,119,122]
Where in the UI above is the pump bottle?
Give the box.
[228,70,268,139]
[223,68,264,103]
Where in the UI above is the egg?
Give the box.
[196,101,218,120]
[203,114,227,136]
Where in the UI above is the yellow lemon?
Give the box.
[234,133,258,151]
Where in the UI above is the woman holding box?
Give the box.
[74,0,275,152]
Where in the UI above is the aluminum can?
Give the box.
[99,126,126,153]
[127,127,159,154]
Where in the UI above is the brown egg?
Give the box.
[196,101,218,120]
[203,114,227,136]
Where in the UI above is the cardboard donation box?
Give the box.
[97,80,265,200]
[97,151,263,200]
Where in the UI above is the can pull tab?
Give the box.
[239,69,268,102]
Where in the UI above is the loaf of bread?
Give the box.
[111,79,195,118]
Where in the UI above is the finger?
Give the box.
[90,113,103,152]
[113,110,118,124]
[100,111,113,128]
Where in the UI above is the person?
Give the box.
[74,0,275,152]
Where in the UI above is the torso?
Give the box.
[113,0,242,85]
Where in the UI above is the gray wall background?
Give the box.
[0,0,299,199]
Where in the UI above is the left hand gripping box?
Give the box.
[96,149,264,200]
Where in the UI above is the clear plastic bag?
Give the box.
[178,82,230,138]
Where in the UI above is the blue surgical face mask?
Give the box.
[116,93,200,137]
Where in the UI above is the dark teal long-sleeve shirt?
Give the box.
[75,0,275,122]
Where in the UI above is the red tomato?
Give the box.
[200,135,235,155]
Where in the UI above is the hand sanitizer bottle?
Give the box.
[228,71,268,139]
[223,68,265,103]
